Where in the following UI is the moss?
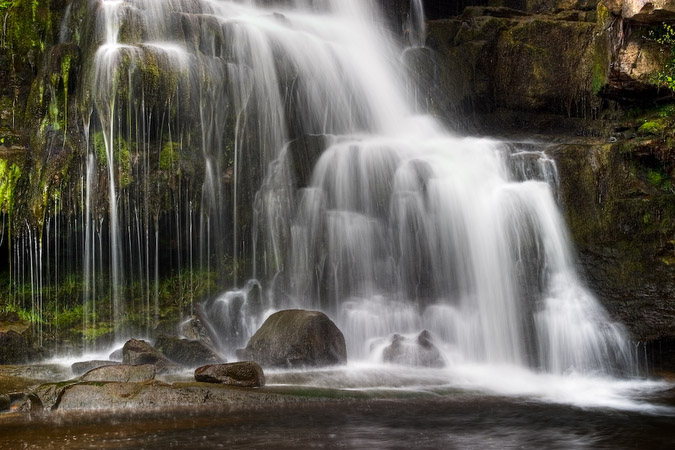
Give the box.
[6,0,54,66]
[638,120,665,135]
[0,159,21,214]
[92,131,133,187]
[591,19,610,96]
[60,52,71,134]
[659,104,675,118]
[159,141,180,171]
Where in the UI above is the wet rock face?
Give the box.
[607,33,667,100]
[603,0,675,21]
[382,331,445,368]
[550,141,675,349]
[0,312,37,365]
[239,310,347,368]
[154,335,223,367]
[425,8,600,122]
[194,362,265,387]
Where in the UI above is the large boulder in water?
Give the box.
[122,338,175,371]
[382,330,445,368]
[154,334,224,367]
[194,362,265,387]
[239,310,347,368]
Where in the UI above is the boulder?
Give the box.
[180,315,216,349]
[0,312,37,364]
[154,334,223,367]
[194,362,265,387]
[80,364,156,383]
[382,330,445,368]
[239,310,347,368]
[71,360,121,376]
[121,338,175,370]
[109,348,123,361]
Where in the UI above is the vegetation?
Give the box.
[0,268,219,347]
[649,23,675,91]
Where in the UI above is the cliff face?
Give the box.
[424,0,675,366]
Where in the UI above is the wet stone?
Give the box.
[122,338,176,371]
[71,360,121,376]
[382,330,445,368]
[109,348,123,361]
[240,310,347,368]
[194,362,265,388]
[80,364,156,383]
[154,335,223,367]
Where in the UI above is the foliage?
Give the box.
[648,23,675,91]
[637,120,665,136]
[0,1,13,13]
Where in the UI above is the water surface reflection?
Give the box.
[2,392,674,449]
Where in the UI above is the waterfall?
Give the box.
[41,0,636,375]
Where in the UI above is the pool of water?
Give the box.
[1,363,674,449]
[1,393,674,449]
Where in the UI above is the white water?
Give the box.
[40,0,652,404]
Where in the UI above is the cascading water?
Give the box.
[19,0,634,378]
[218,1,631,375]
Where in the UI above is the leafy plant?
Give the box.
[648,23,675,91]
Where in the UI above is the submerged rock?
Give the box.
[71,360,121,376]
[382,331,445,368]
[80,364,156,383]
[239,310,347,368]
[154,335,223,367]
[194,362,265,387]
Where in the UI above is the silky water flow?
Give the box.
[36,0,669,411]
